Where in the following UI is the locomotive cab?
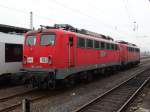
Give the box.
[23,30,76,69]
[22,28,76,88]
[23,32,56,69]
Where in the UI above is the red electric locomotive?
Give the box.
[118,41,140,65]
[22,24,140,88]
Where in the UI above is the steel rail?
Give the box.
[0,60,150,112]
[0,89,37,102]
[72,68,150,112]
[0,93,53,112]
[117,75,150,112]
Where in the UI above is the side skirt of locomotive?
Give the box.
[20,61,140,89]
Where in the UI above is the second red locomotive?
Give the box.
[22,24,140,88]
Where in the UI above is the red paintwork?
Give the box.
[23,28,140,71]
[119,43,140,63]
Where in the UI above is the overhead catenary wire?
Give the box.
[0,4,62,26]
[0,2,136,38]
[122,0,133,22]
[0,4,28,14]
[48,0,115,29]
[122,0,139,32]
[48,0,138,37]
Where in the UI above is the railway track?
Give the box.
[72,68,150,112]
[0,95,48,112]
[1,65,147,112]
[0,88,37,102]
[0,60,150,112]
[0,89,57,112]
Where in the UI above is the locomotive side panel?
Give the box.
[103,44,120,66]
[54,33,68,68]
[55,33,77,68]
[127,47,140,63]
[75,36,121,68]
[119,42,140,65]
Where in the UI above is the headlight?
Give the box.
[48,56,52,64]
[23,56,27,64]
[27,57,33,63]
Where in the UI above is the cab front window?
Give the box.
[40,34,55,46]
[26,36,36,46]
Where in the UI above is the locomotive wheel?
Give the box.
[64,76,76,88]
[69,78,76,85]
[86,73,93,82]
[47,80,56,89]
[80,72,93,83]
[100,68,105,75]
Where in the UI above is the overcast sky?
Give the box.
[0,0,150,51]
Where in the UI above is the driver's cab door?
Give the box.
[68,35,75,67]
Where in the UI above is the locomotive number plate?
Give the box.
[40,57,48,63]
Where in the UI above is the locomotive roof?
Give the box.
[117,40,139,48]
[26,24,138,47]
[26,28,118,44]
[122,44,139,48]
